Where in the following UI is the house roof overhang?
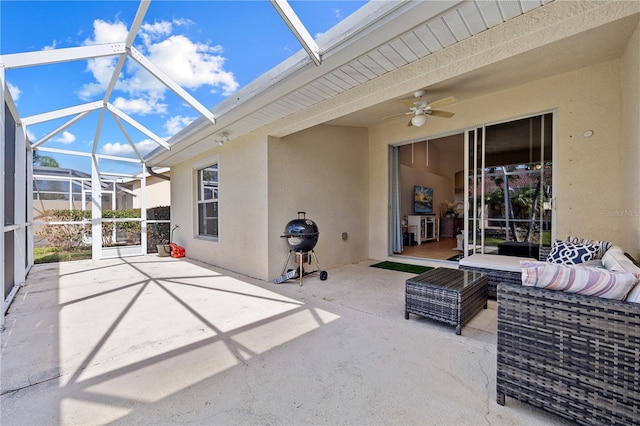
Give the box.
[146,0,640,168]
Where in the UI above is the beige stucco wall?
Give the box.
[167,4,640,279]
[369,59,638,260]
[170,124,368,281]
[620,19,640,259]
[170,134,269,279]
[267,125,369,280]
[133,175,170,208]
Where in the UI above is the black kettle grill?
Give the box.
[274,212,328,285]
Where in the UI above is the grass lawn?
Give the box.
[34,246,92,264]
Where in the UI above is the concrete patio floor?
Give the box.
[1,255,570,425]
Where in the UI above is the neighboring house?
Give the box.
[131,168,171,209]
[31,166,170,248]
[32,166,170,215]
[145,1,640,281]
[32,166,134,216]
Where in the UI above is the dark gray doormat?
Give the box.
[370,261,433,274]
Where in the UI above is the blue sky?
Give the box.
[2,0,367,173]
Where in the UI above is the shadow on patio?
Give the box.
[1,255,569,425]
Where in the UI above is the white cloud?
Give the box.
[7,82,21,101]
[139,21,173,46]
[172,18,193,28]
[44,40,57,50]
[146,35,238,95]
[54,131,76,144]
[78,17,239,104]
[88,19,129,44]
[112,96,167,115]
[100,138,161,157]
[78,56,119,100]
[78,19,130,100]
[164,115,195,137]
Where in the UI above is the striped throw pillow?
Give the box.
[521,260,639,300]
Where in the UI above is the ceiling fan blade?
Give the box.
[428,96,457,110]
[429,109,455,118]
[382,111,411,120]
[399,99,418,107]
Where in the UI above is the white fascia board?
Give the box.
[22,101,104,125]
[106,102,171,150]
[270,0,321,66]
[1,43,126,69]
[31,110,94,148]
[127,46,215,124]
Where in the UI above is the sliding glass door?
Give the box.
[466,113,553,258]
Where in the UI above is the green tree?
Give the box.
[33,151,59,167]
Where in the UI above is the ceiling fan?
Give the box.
[387,89,456,127]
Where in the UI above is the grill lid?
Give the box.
[282,212,319,251]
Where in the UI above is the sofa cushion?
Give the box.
[602,249,640,274]
[459,253,534,272]
[546,240,599,265]
[521,260,639,300]
[566,236,612,259]
[625,282,640,303]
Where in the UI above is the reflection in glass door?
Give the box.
[466,113,553,259]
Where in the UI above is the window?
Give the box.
[197,163,219,237]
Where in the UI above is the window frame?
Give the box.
[194,157,220,240]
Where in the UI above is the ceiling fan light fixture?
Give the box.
[411,114,427,127]
[413,89,427,98]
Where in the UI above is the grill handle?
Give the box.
[280,232,319,238]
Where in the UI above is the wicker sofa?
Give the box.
[497,283,640,425]
[495,246,640,425]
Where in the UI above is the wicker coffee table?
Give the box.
[405,268,488,335]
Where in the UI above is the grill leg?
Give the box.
[299,251,303,286]
[280,250,293,276]
[311,250,322,271]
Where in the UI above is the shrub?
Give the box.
[36,207,171,252]
[35,210,91,250]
